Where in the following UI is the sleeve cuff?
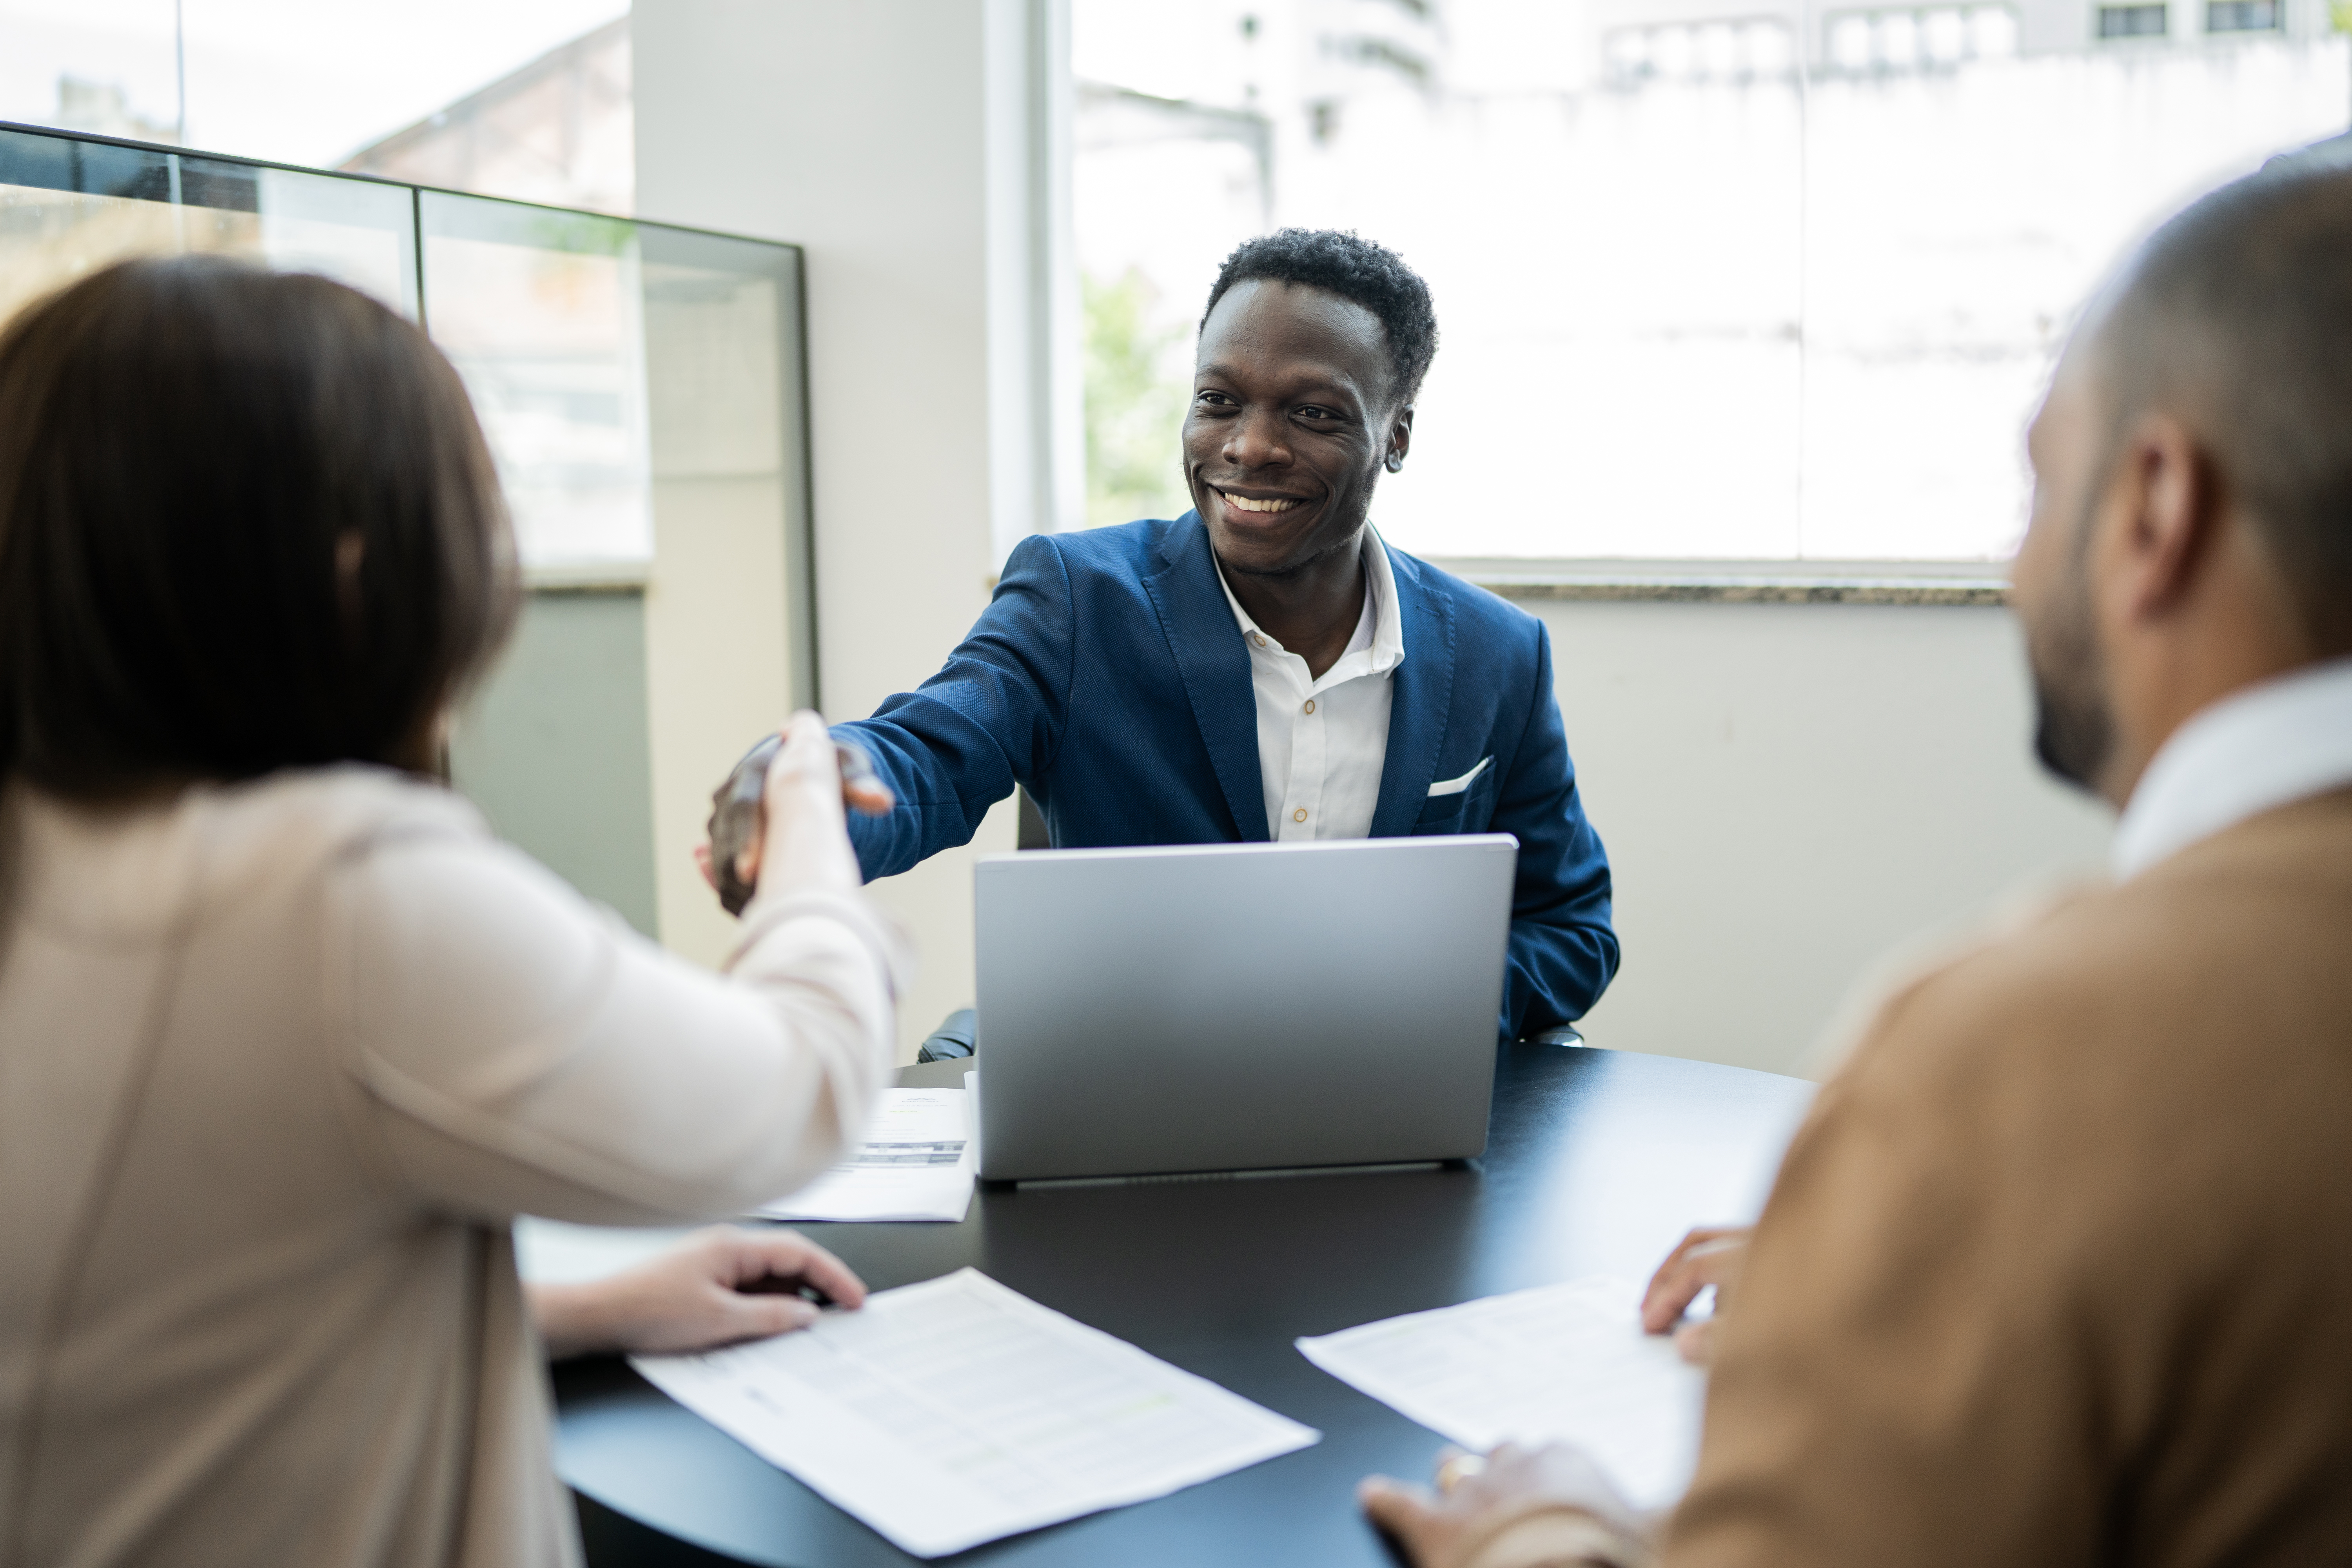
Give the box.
[729,884,916,1001]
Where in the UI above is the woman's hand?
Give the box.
[527,1226,867,1360]
[748,711,866,897]
[1640,1225,1751,1366]
[1359,1442,1649,1568]
[692,711,880,906]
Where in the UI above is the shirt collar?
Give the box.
[2112,654,2352,880]
[1214,526,1406,677]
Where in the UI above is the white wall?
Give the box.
[634,0,1046,1057]
[1539,598,2112,1078]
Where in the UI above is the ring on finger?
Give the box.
[1436,1453,1486,1493]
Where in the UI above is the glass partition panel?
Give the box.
[0,122,812,681]
[419,191,652,572]
[0,123,417,324]
[417,190,812,677]
[638,223,813,710]
[0,121,815,959]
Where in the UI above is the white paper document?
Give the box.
[1295,1277,1705,1508]
[756,1087,975,1223]
[633,1268,1320,1557]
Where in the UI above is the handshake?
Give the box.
[700,718,896,914]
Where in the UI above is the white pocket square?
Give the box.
[1427,756,1493,797]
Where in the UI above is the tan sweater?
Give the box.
[0,768,902,1568]
[1659,788,2352,1566]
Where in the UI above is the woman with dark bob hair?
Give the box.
[0,258,904,1567]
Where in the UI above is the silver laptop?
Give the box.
[973,835,1518,1181]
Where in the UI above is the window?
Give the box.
[2097,4,2172,36]
[1073,0,2350,563]
[2208,0,2283,29]
[1604,18,1797,86]
[1821,6,2020,69]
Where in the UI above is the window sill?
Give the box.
[525,561,651,593]
[1428,557,2010,607]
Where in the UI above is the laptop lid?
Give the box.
[974,835,1517,1181]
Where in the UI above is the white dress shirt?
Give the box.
[1215,528,1406,841]
[2113,654,2352,880]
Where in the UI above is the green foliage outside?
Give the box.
[1083,269,1191,527]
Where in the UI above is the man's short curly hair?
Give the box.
[1200,229,1439,406]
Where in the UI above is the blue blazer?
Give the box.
[836,514,1619,1040]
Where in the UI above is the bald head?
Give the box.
[2087,142,2352,653]
[2014,143,2352,802]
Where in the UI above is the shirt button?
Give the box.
[1303,699,1316,715]
[1249,632,1267,647]
[1293,808,1308,822]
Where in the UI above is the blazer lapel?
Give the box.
[1141,513,1270,842]
[1369,543,1457,838]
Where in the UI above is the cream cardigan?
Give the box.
[0,767,903,1568]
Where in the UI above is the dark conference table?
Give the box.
[555,1044,1815,1567]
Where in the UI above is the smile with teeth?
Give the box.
[1220,490,1305,514]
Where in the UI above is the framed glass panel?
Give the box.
[0,122,417,325]
[414,195,810,638]
[0,120,814,959]
[637,222,815,710]
[0,123,812,681]
[419,191,652,571]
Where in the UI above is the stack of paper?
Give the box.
[757,1085,975,1223]
[635,1269,1319,1557]
[1295,1277,1705,1508]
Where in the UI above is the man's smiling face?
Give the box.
[1181,279,1411,578]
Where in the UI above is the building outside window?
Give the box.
[0,2,627,211]
[1820,7,2020,73]
[1073,0,2352,564]
[0,2,644,575]
[2096,4,2172,35]
[2208,0,2284,29]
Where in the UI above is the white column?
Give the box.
[633,0,1075,1056]
[986,0,1087,554]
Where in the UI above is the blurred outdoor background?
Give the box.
[6,0,2346,563]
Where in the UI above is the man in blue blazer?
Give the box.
[833,230,1617,1041]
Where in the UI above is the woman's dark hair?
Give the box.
[0,256,518,797]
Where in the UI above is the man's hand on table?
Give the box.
[1640,1225,1751,1367]
[1356,1225,1755,1566]
[1360,1443,1651,1568]
[528,1226,867,1361]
